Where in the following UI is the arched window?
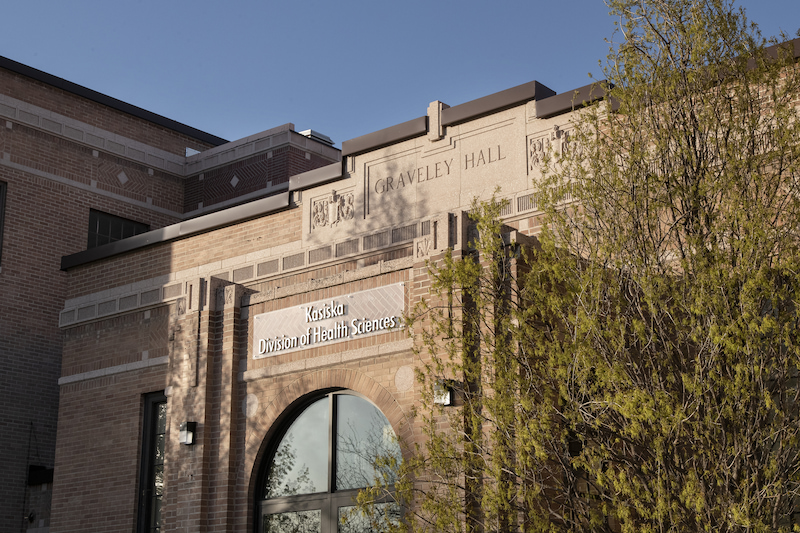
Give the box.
[258,391,401,533]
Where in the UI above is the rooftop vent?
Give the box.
[299,129,334,146]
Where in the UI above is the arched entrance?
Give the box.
[256,390,401,532]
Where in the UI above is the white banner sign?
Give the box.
[252,283,405,359]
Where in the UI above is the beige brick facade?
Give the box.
[0,35,786,533]
[0,47,630,532]
[45,71,602,532]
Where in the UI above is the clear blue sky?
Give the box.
[1,1,798,147]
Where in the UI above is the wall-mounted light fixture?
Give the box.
[433,379,455,406]
[179,422,197,445]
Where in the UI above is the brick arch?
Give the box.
[244,367,414,523]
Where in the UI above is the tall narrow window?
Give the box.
[138,392,167,533]
[87,209,148,249]
[0,180,7,269]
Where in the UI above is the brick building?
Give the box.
[44,64,615,531]
[0,56,339,533]
[0,33,784,533]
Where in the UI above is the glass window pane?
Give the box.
[139,393,166,533]
[155,434,165,463]
[264,510,321,533]
[265,398,329,498]
[335,395,401,491]
[150,495,162,528]
[154,465,164,496]
[156,403,167,433]
[110,218,123,241]
[87,210,149,249]
[98,215,111,237]
[338,503,400,533]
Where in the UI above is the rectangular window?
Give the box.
[138,392,167,533]
[87,209,148,249]
[0,180,6,268]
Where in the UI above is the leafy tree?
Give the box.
[361,1,800,532]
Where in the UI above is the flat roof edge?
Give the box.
[341,80,556,157]
[342,116,428,157]
[747,37,800,69]
[0,55,228,147]
[442,80,556,126]
[61,192,290,270]
[534,39,800,120]
[289,162,343,191]
[766,37,800,60]
[534,81,611,119]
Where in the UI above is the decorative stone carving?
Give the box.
[552,125,576,156]
[528,125,577,170]
[416,237,432,258]
[528,134,550,169]
[312,199,328,228]
[414,213,456,260]
[312,190,354,231]
[394,366,415,392]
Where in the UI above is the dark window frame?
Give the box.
[137,392,167,533]
[87,209,149,249]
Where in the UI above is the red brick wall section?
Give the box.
[60,306,170,379]
[0,120,186,219]
[182,146,339,213]
[0,166,183,532]
[183,148,290,212]
[0,66,217,156]
[0,66,217,533]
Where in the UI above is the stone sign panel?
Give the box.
[302,105,531,248]
[362,115,524,226]
[252,283,405,359]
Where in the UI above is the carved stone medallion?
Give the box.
[416,237,432,258]
[528,125,577,170]
[312,190,354,231]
